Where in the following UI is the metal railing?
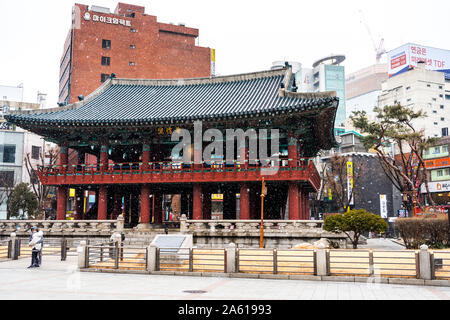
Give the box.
[0,240,11,260]
[87,242,148,270]
[431,251,450,280]
[157,247,226,273]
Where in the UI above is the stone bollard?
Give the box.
[77,240,87,269]
[226,243,236,273]
[147,244,157,273]
[419,244,432,280]
[116,215,125,233]
[316,243,328,276]
[180,214,188,234]
[10,232,18,260]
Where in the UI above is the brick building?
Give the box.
[59,2,213,104]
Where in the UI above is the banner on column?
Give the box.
[380,194,388,219]
[346,161,354,206]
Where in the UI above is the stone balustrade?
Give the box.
[0,219,119,238]
[179,215,348,248]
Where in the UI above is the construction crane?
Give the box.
[359,10,386,63]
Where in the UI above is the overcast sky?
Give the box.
[1,0,449,106]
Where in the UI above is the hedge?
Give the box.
[395,216,449,249]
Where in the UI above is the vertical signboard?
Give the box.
[347,161,354,206]
[380,194,388,219]
[211,48,216,77]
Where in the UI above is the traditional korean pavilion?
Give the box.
[5,67,338,227]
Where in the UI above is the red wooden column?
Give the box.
[240,183,250,220]
[142,140,151,171]
[154,193,163,224]
[288,134,298,168]
[289,183,300,220]
[304,189,310,220]
[193,184,203,220]
[56,187,67,220]
[298,187,305,220]
[140,185,151,226]
[98,186,108,220]
[100,143,109,172]
[56,145,68,220]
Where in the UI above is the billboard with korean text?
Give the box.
[388,43,450,79]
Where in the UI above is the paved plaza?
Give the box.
[0,255,449,300]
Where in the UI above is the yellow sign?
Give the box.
[69,188,76,198]
[211,194,223,200]
[211,49,216,62]
[328,188,332,200]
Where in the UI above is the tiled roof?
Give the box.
[5,68,338,127]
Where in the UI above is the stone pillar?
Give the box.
[240,183,250,220]
[154,192,163,224]
[139,185,151,227]
[316,243,328,276]
[147,244,157,272]
[226,243,236,273]
[288,182,300,220]
[98,186,108,220]
[78,240,87,269]
[419,244,432,280]
[193,184,203,220]
[56,186,67,221]
[288,134,298,168]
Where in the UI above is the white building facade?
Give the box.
[378,62,450,138]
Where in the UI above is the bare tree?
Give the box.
[24,146,59,219]
[0,173,19,220]
[352,104,437,216]
[322,154,365,212]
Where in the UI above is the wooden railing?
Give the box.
[36,159,321,190]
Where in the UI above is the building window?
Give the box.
[129,62,135,66]
[130,28,137,33]
[439,94,443,98]
[427,84,431,88]
[437,169,443,177]
[433,110,437,114]
[130,45,136,49]
[433,147,440,154]
[441,117,445,121]
[439,86,443,89]
[2,145,16,163]
[443,144,449,152]
[445,95,450,100]
[441,105,445,109]
[101,74,110,83]
[101,56,111,66]
[102,39,111,49]
[434,122,438,126]
[0,171,14,187]
[30,169,39,185]
[31,146,41,160]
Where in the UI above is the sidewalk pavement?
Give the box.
[0,255,449,300]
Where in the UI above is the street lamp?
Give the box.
[260,178,267,248]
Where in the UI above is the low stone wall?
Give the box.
[179,216,348,249]
[0,219,120,240]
